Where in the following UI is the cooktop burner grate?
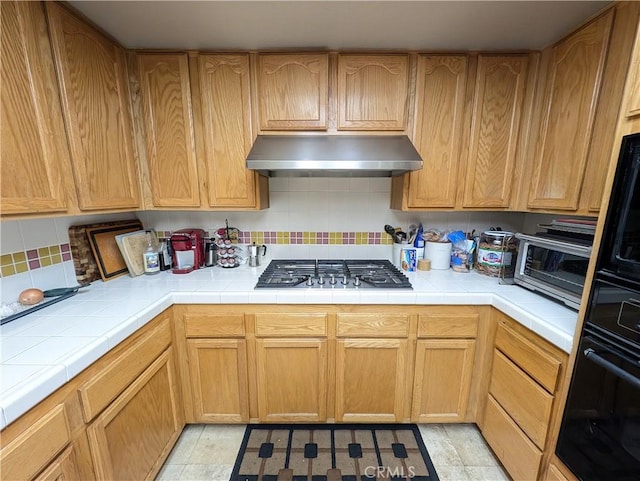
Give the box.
[255,259,412,289]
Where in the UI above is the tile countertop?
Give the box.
[0,264,579,430]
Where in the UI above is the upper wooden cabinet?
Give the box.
[1,1,74,215]
[135,53,201,208]
[46,2,141,211]
[194,54,268,209]
[337,54,409,130]
[626,23,640,118]
[257,53,329,130]
[463,55,529,208]
[527,11,613,211]
[405,55,469,208]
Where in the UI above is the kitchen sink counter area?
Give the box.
[0,265,578,430]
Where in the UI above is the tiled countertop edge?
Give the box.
[0,288,576,430]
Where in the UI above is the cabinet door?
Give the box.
[463,55,528,208]
[337,54,409,130]
[1,1,72,215]
[335,339,408,422]
[412,339,475,423]
[528,11,613,210]
[255,338,327,422]
[197,54,260,208]
[258,53,328,130]
[407,55,468,208]
[187,338,249,422]
[626,23,640,118]
[34,446,80,481]
[137,53,201,207]
[46,3,140,211]
[87,349,182,481]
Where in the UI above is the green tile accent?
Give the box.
[12,252,26,263]
[50,245,61,255]
[51,254,62,264]
[38,247,50,257]
[15,262,28,274]
[276,232,290,244]
[40,257,52,267]
[1,265,16,276]
[253,232,264,244]
[0,254,12,266]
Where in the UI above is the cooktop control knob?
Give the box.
[306,277,314,287]
[353,276,361,287]
[329,274,337,285]
[341,274,349,285]
[317,275,325,285]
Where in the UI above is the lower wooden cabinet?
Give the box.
[545,461,574,481]
[0,404,75,481]
[0,310,180,481]
[412,308,480,423]
[255,338,328,422]
[335,338,408,422]
[87,348,182,480]
[34,445,81,481]
[481,311,567,481]
[412,339,476,422]
[187,339,249,422]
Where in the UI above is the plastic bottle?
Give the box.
[143,232,160,275]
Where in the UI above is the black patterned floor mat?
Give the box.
[230,424,439,481]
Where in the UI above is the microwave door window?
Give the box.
[525,246,589,295]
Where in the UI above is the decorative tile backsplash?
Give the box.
[1,244,71,278]
[238,231,392,245]
[0,230,391,278]
[156,231,393,245]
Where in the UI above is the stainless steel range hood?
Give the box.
[246,135,423,177]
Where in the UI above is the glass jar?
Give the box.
[476,231,517,277]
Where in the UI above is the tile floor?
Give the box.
[155,423,509,481]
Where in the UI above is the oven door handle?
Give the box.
[584,347,640,389]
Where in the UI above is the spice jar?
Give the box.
[476,231,517,277]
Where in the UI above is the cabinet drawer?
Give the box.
[78,317,172,422]
[0,404,70,481]
[337,313,410,337]
[495,320,561,393]
[185,312,245,337]
[255,313,327,337]
[418,312,478,338]
[489,350,553,449]
[483,395,542,481]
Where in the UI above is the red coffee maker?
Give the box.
[169,229,205,274]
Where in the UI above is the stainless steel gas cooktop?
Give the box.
[255,259,412,289]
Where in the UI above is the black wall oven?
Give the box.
[556,133,640,481]
[556,277,640,480]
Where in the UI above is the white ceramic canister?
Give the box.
[424,241,452,270]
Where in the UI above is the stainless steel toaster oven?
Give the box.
[514,233,592,310]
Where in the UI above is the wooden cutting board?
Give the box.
[68,219,143,283]
[86,222,145,281]
[115,230,148,277]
